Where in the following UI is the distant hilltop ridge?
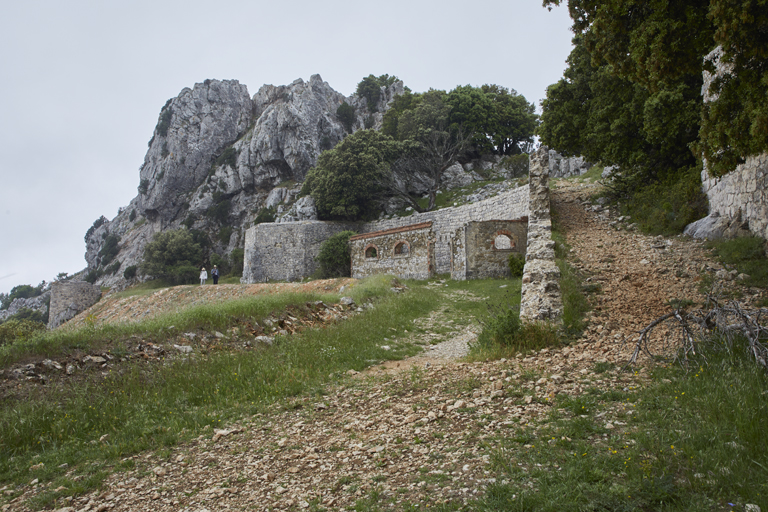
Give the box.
[83,75,404,290]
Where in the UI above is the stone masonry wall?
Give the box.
[350,223,434,280]
[243,185,529,282]
[700,152,768,239]
[463,220,527,280]
[520,147,563,322]
[48,281,102,329]
[242,221,360,283]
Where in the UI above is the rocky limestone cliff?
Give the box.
[84,75,404,290]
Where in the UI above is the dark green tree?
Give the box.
[538,32,707,234]
[356,74,400,113]
[336,102,356,133]
[98,234,120,266]
[393,90,474,210]
[316,230,356,278]
[543,0,768,178]
[699,0,768,175]
[301,129,406,220]
[141,229,204,285]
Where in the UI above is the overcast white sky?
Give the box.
[0,0,574,295]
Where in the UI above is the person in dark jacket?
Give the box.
[211,265,219,285]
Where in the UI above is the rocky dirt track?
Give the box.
[6,181,762,512]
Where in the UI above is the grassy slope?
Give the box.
[0,275,519,509]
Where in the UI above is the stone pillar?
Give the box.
[520,147,563,322]
[48,281,102,329]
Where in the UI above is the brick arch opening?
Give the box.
[493,231,515,250]
[393,241,410,256]
[364,244,379,259]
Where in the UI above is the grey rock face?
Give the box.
[548,150,592,178]
[684,212,751,240]
[139,79,253,222]
[442,163,483,190]
[277,196,318,223]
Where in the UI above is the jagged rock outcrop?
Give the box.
[0,291,50,323]
[548,150,592,178]
[139,79,253,223]
[83,75,404,290]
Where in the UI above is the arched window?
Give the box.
[365,245,378,259]
[394,241,409,256]
[494,234,514,250]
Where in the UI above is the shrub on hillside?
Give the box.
[254,206,276,225]
[336,102,355,133]
[0,318,46,346]
[316,231,356,278]
[474,305,559,355]
[509,253,525,278]
[619,165,707,236]
[229,248,245,278]
[123,265,138,280]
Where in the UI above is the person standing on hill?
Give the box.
[211,265,219,285]
[200,267,208,285]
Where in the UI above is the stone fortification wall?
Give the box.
[350,223,434,280]
[48,281,102,329]
[697,153,768,239]
[520,148,563,322]
[463,220,527,280]
[243,185,529,282]
[242,221,360,283]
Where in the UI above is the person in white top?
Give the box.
[200,267,208,285]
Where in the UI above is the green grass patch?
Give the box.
[472,345,768,511]
[411,178,507,213]
[707,236,768,288]
[551,215,591,341]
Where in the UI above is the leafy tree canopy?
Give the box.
[383,85,537,157]
[542,0,768,177]
[301,130,408,221]
[141,229,204,285]
[336,102,356,133]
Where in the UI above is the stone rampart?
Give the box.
[242,221,360,283]
[243,185,529,282]
[520,147,563,322]
[48,281,102,329]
